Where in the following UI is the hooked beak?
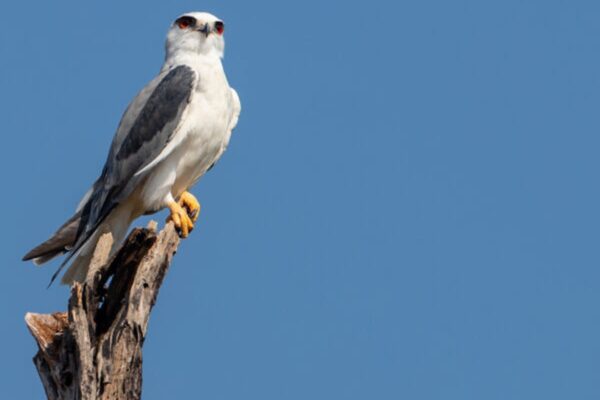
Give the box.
[197,23,210,36]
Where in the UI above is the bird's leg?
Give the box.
[166,201,194,238]
[178,191,201,222]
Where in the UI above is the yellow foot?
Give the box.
[178,191,201,222]
[167,201,194,238]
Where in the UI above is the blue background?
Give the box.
[1,1,599,399]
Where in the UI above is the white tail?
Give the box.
[61,204,134,285]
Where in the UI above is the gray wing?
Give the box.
[74,65,196,254]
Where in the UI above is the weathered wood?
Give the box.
[25,221,180,400]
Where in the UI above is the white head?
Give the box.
[165,12,226,62]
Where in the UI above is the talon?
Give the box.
[167,201,194,238]
[178,191,201,222]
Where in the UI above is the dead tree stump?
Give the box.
[25,221,181,400]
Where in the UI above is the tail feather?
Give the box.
[23,213,81,264]
[24,203,135,286]
[60,231,100,284]
[61,205,134,285]
[33,252,62,266]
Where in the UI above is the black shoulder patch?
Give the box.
[116,65,195,161]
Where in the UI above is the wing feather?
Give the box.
[72,65,196,256]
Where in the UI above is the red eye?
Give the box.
[215,21,225,35]
[175,16,196,29]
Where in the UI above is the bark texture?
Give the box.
[25,221,180,400]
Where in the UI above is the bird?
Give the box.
[23,11,241,285]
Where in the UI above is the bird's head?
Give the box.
[165,12,225,61]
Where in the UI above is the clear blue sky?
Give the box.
[0,0,599,399]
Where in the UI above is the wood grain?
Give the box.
[26,221,180,400]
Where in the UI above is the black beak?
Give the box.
[197,23,209,36]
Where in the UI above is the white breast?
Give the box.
[134,58,240,214]
[171,60,237,197]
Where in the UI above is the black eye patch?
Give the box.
[175,16,196,29]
